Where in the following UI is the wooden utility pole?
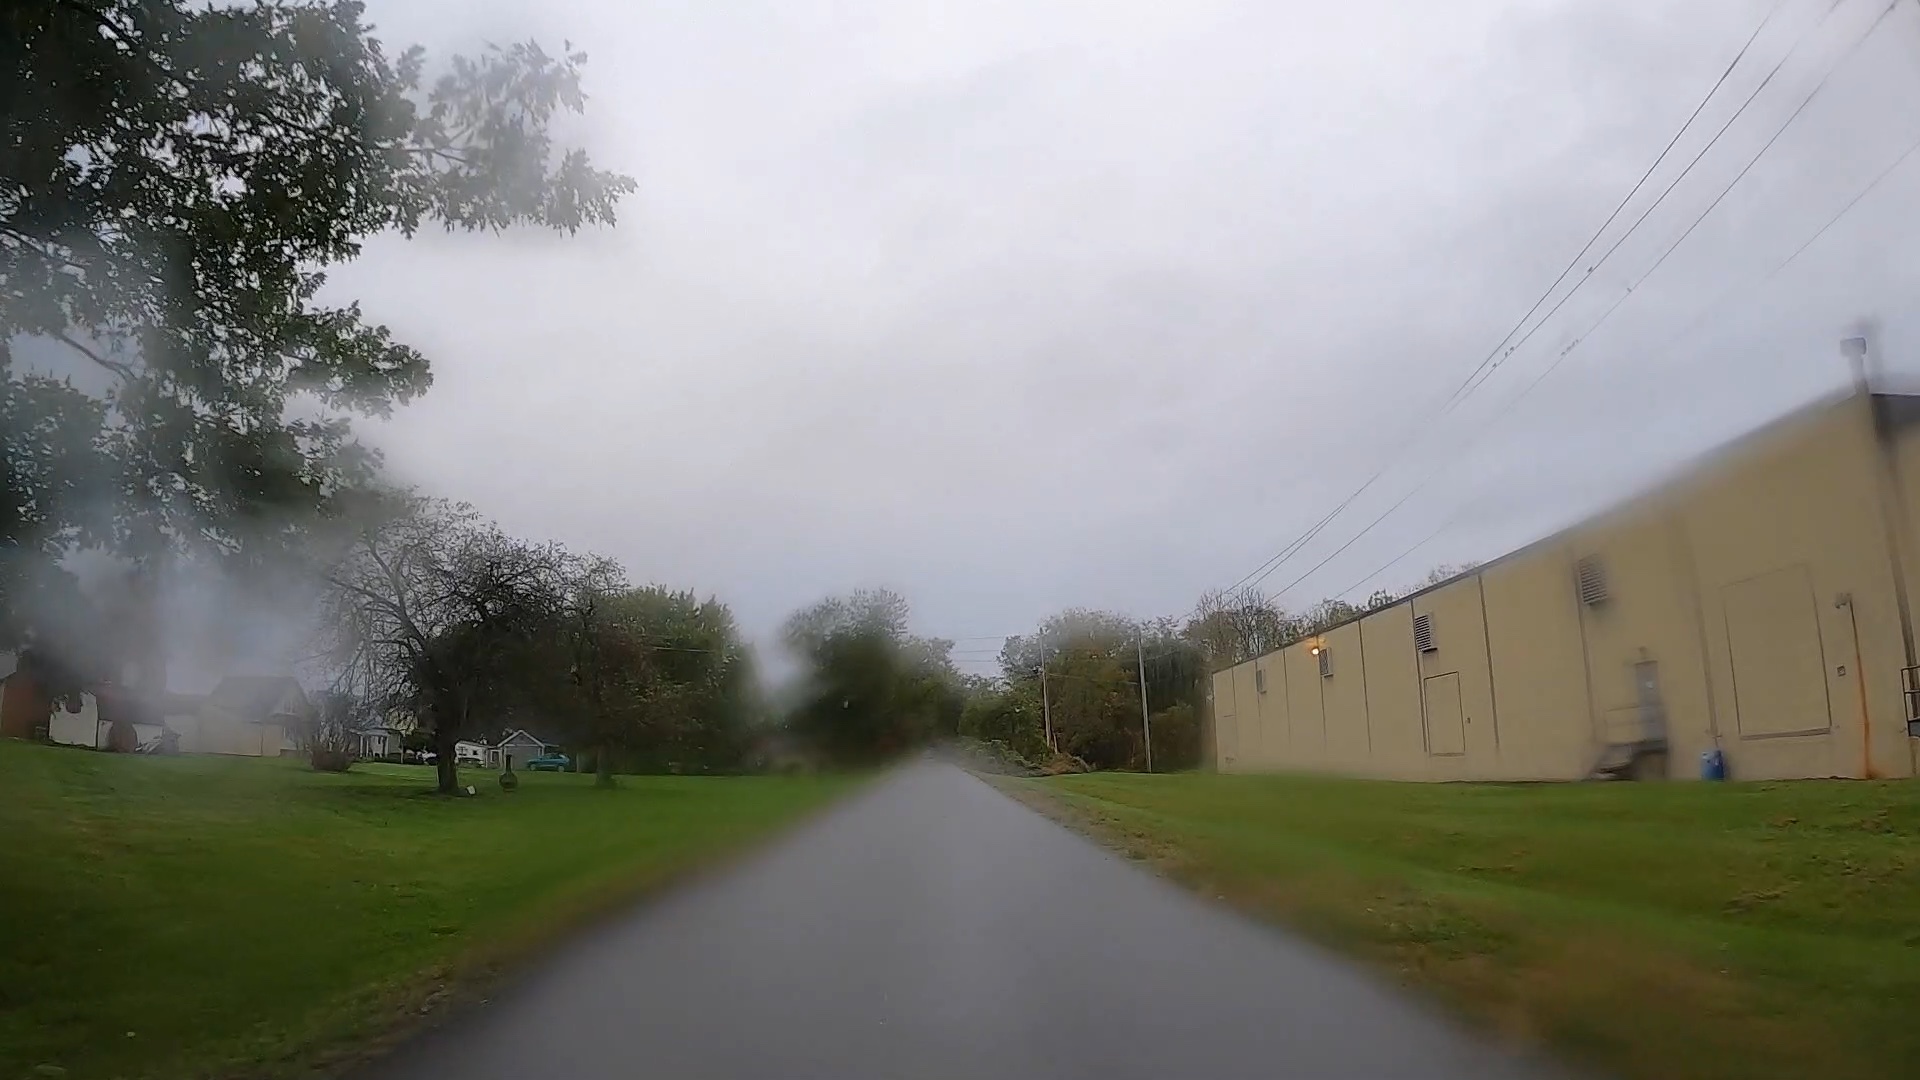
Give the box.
[1137,629,1153,773]
[1039,627,1054,751]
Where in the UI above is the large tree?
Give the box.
[2,0,633,649]
[1183,588,1291,670]
[561,583,754,783]
[317,495,570,793]
[781,589,961,765]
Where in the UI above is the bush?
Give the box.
[950,737,1041,776]
[1038,751,1092,776]
[309,749,352,773]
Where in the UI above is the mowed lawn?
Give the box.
[1011,772,1920,1080]
[0,741,854,1080]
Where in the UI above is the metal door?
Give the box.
[1423,672,1465,756]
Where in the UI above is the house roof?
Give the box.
[498,728,552,747]
[204,676,309,720]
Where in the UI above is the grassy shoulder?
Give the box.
[1000,771,1920,1080]
[0,741,855,1080]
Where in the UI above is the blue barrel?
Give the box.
[1699,748,1727,781]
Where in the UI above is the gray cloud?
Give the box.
[328,0,1920,667]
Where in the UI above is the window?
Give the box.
[1317,647,1333,678]
[1255,666,1267,694]
[1413,612,1437,653]
[1576,555,1609,606]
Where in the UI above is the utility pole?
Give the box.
[1137,628,1153,773]
[1039,627,1055,751]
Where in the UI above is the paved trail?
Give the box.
[360,761,1567,1079]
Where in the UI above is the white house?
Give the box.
[350,725,398,758]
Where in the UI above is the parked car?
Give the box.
[526,753,570,772]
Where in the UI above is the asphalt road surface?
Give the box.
[359,761,1568,1080]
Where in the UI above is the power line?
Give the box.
[1326,509,1469,603]
[1452,0,1855,403]
[1537,0,1904,370]
[1243,0,1905,603]
[1211,0,1800,604]
[1439,0,1797,409]
[1659,126,1920,350]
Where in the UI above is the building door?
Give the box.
[1423,672,1466,756]
[1633,660,1667,745]
[1216,707,1238,771]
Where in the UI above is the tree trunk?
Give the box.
[594,743,615,788]
[433,724,459,794]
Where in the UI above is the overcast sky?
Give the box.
[322,0,1920,673]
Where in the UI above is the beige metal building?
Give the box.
[1212,388,1920,781]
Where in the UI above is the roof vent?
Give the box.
[1413,613,1437,653]
[1576,555,1610,606]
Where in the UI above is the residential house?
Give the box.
[0,651,39,741]
[494,728,557,770]
[448,729,559,769]
[350,712,413,758]
[174,676,313,758]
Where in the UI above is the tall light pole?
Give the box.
[1137,628,1153,773]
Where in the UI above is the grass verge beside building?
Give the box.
[0,741,853,1080]
[1002,771,1920,1080]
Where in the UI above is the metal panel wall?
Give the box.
[1478,542,1592,780]
[1358,605,1424,778]
[1321,620,1371,772]
[1680,398,1895,779]
[1411,579,1497,779]
[1283,642,1324,770]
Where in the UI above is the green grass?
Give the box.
[0,741,854,1080]
[1006,771,1920,1080]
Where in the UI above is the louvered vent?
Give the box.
[1576,555,1609,606]
[1317,647,1332,678]
[1413,613,1437,653]
[1255,667,1267,694]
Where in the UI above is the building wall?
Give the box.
[1478,544,1591,780]
[1247,653,1280,769]
[1214,393,1920,782]
[499,736,546,770]
[1282,642,1323,770]
[1211,668,1243,772]
[47,696,102,749]
[183,710,278,757]
[1677,395,1902,780]
[1320,621,1369,772]
[1870,399,1920,779]
[1567,503,1716,780]
[1357,605,1424,778]
[1411,579,1498,780]
[1232,661,1262,769]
